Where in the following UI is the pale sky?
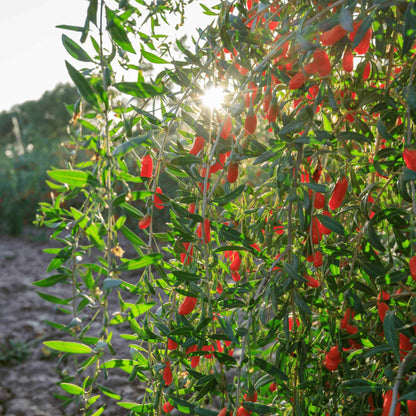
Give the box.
[0,0,216,113]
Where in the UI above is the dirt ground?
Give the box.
[0,228,147,416]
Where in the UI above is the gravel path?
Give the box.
[0,229,145,416]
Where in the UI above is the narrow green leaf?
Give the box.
[112,132,153,156]
[48,169,94,188]
[338,8,353,32]
[351,14,373,50]
[116,402,154,412]
[121,225,146,247]
[167,396,195,414]
[341,379,383,395]
[33,274,67,287]
[65,61,100,109]
[106,7,135,53]
[194,407,219,416]
[316,214,345,235]
[117,254,163,271]
[62,34,92,62]
[384,311,400,362]
[242,402,276,415]
[97,384,121,400]
[44,341,92,354]
[253,357,288,381]
[60,383,85,395]
[172,271,201,282]
[337,131,372,143]
[142,49,169,64]
[36,292,72,305]
[115,81,167,98]
[213,184,247,205]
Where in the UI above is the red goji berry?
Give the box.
[244,106,257,136]
[178,296,197,315]
[230,251,241,271]
[342,48,354,73]
[289,71,306,90]
[236,407,250,416]
[189,136,205,155]
[304,273,320,288]
[328,176,348,210]
[403,148,416,171]
[410,256,416,280]
[139,215,151,230]
[350,21,372,55]
[320,24,347,45]
[220,116,232,140]
[163,401,174,413]
[313,250,323,267]
[154,187,164,209]
[313,49,331,77]
[269,382,277,392]
[310,217,322,244]
[408,400,416,416]
[167,338,178,350]
[217,408,228,416]
[362,61,371,80]
[227,161,239,183]
[163,360,172,385]
[378,301,389,323]
[381,390,400,416]
[140,154,153,178]
[304,61,317,75]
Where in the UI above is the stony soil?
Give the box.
[0,229,148,416]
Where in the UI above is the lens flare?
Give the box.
[202,86,225,109]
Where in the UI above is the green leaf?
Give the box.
[351,13,373,50]
[117,254,163,271]
[60,382,85,395]
[121,226,146,247]
[36,292,71,305]
[116,402,153,412]
[384,311,400,362]
[97,384,121,400]
[48,169,96,188]
[213,184,247,205]
[106,7,135,53]
[44,341,92,354]
[294,291,312,315]
[316,214,345,235]
[364,222,385,252]
[172,271,201,282]
[170,155,202,166]
[194,408,218,416]
[141,49,169,64]
[338,8,353,32]
[341,379,383,395]
[65,61,100,109]
[87,0,98,26]
[337,131,372,143]
[116,81,168,98]
[305,183,327,193]
[242,402,276,415]
[103,278,122,290]
[112,132,153,156]
[253,357,288,381]
[167,396,195,414]
[403,1,416,57]
[62,34,92,62]
[33,274,67,287]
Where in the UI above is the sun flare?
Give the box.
[202,86,225,109]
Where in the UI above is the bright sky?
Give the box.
[0,0,216,113]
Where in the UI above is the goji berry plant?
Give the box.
[36,0,416,415]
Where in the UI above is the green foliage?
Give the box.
[36,0,416,415]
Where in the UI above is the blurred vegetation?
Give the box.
[0,84,78,234]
